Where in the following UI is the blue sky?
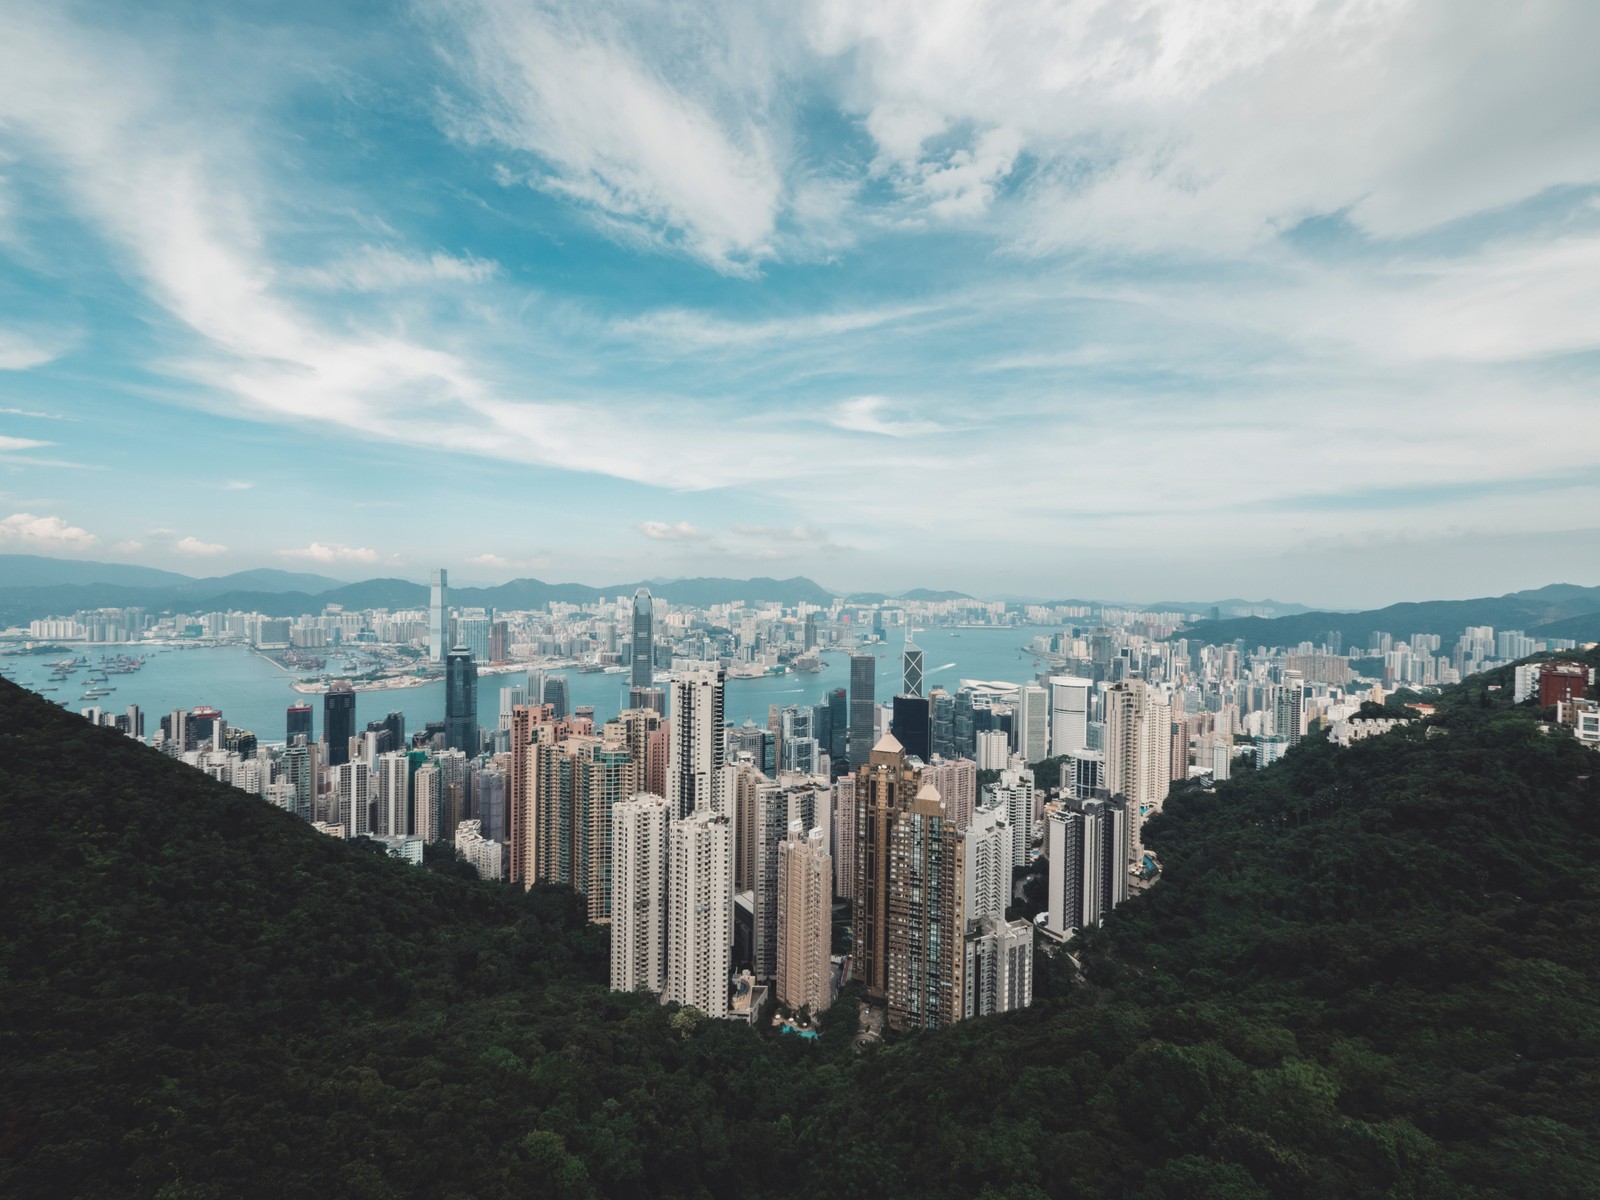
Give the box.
[1,0,1598,608]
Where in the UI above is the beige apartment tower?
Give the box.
[775,821,832,1015]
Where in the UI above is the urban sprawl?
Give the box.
[9,569,1599,1034]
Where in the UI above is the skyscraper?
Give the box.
[665,808,733,1017]
[286,701,312,746]
[903,635,924,698]
[891,694,932,763]
[776,821,832,1015]
[444,646,478,753]
[323,681,356,768]
[611,793,671,994]
[1049,676,1092,758]
[852,733,920,1002]
[886,781,963,1032]
[1105,679,1172,869]
[428,568,449,663]
[631,587,654,688]
[848,652,876,767]
[1015,683,1048,763]
[542,675,570,720]
[668,664,726,820]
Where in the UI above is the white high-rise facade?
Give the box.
[1049,676,1092,759]
[375,751,410,838]
[981,765,1035,868]
[1016,683,1049,763]
[668,664,726,820]
[611,794,671,994]
[975,729,1010,770]
[428,568,448,663]
[337,760,371,838]
[962,804,1010,925]
[665,809,733,1017]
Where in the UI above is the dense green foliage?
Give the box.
[4,657,1600,1198]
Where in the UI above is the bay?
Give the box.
[1,626,1064,745]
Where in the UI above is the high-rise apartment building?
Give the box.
[336,759,371,838]
[444,646,478,753]
[610,793,670,994]
[852,734,921,1001]
[668,664,725,820]
[428,568,448,663]
[375,750,410,837]
[631,587,654,688]
[776,822,832,1015]
[963,916,1033,1020]
[665,808,733,1017]
[323,681,356,768]
[1044,796,1129,941]
[975,729,1010,770]
[885,781,963,1032]
[921,756,978,832]
[1104,679,1171,868]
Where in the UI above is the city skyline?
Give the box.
[0,3,1597,608]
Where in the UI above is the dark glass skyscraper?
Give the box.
[826,687,848,767]
[849,652,876,766]
[631,587,654,688]
[891,695,931,762]
[445,646,478,753]
[286,701,313,746]
[543,674,570,720]
[324,682,356,767]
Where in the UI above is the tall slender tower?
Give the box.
[429,568,449,663]
[852,733,920,1002]
[611,794,671,994]
[665,809,733,1016]
[849,652,876,767]
[444,646,478,753]
[668,664,725,820]
[1105,679,1172,868]
[776,821,833,1015]
[323,681,356,768]
[903,634,924,699]
[631,587,655,688]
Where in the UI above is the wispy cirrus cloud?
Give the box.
[295,245,498,292]
[826,395,951,438]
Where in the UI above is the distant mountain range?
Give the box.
[0,556,844,623]
[1178,582,1600,648]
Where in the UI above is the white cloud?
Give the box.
[0,512,97,549]
[111,539,144,554]
[175,535,228,556]
[827,395,950,438]
[637,520,709,542]
[430,0,786,273]
[219,480,254,491]
[279,542,379,564]
[0,436,51,452]
[468,552,508,567]
[296,245,499,291]
[0,329,70,370]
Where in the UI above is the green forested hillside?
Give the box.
[3,662,1599,1199]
